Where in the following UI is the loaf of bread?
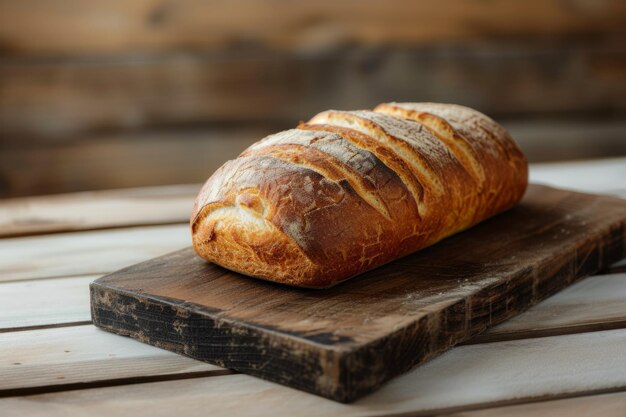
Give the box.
[191,103,528,288]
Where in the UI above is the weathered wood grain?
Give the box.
[0,224,189,282]
[477,273,626,342]
[0,57,293,140]
[0,275,95,331]
[1,43,624,140]
[0,129,261,198]
[0,325,227,394]
[91,185,626,401]
[1,0,623,56]
[3,329,626,416]
[0,185,198,238]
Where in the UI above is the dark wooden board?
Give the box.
[90,185,626,402]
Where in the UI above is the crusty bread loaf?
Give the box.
[191,103,528,288]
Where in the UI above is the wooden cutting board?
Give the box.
[90,185,626,402]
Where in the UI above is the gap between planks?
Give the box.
[382,387,626,417]
[0,321,92,334]
[4,380,626,417]
[440,390,626,417]
[466,319,626,345]
[0,369,236,399]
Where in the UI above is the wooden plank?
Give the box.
[0,184,199,237]
[0,129,263,198]
[0,58,291,140]
[0,275,95,332]
[530,158,626,274]
[91,185,626,401]
[477,273,626,342]
[2,329,625,415]
[0,224,189,282]
[1,43,624,141]
[0,0,623,56]
[449,391,626,417]
[530,157,626,197]
[0,325,227,394]
[507,122,626,163]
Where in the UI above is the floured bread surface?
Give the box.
[191,102,528,288]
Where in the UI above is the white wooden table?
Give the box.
[1,158,625,416]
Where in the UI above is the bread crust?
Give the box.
[191,103,528,288]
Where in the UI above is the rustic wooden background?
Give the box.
[0,0,625,197]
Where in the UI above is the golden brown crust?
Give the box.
[191,103,528,288]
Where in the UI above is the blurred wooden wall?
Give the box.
[0,0,625,197]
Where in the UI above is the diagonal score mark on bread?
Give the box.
[241,138,392,220]
[378,102,529,218]
[298,124,424,220]
[374,103,486,188]
[386,102,522,175]
[306,110,449,218]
